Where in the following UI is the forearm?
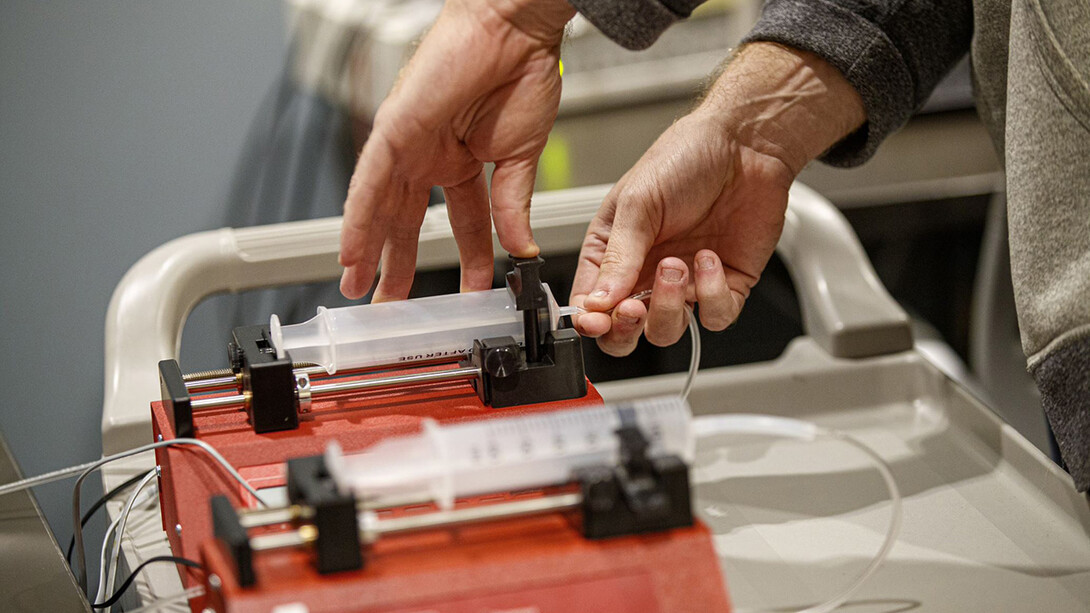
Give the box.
[743,0,973,166]
[696,42,866,177]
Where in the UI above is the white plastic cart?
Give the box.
[101,184,1090,611]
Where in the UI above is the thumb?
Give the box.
[489,157,540,258]
[582,194,656,312]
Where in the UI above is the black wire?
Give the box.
[66,471,147,563]
[90,555,203,609]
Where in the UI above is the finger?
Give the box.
[582,187,657,313]
[568,293,611,338]
[643,257,690,347]
[340,139,396,299]
[371,188,430,303]
[570,218,612,338]
[596,298,648,357]
[444,171,495,292]
[693,249,742,331]
[340,265,374,301]
[340,226,388,300]
[489,158,540,258]
[340,136,394,267]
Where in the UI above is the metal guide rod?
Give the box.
[309,366,480,395]
[189,366,482,411]
[249,493,582,552]
[183,357,465,391]
[184,375,238,393]
[239,493,435,529]
[369,492,582,539]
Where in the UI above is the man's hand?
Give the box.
[339,0,575,301]
[571,43,866,355]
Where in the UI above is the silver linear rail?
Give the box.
[189,366,481,411]
[249,493,582,552]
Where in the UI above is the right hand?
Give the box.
[339,0,575,301]
[569,110,795,356]
[571,43,867,356]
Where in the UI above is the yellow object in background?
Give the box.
[559,59,564,76]
[538,134,573,191]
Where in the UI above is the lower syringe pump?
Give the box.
[324,395,695,510]
[270,285,562,374]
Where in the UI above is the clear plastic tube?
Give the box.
[271,286,561,374]
[692,414,903,613]
[560,292,699,401]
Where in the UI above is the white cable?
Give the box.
[101,468,159,611]
[94,471,157,606]
[692,414,903,613]
[0,459,100,497]
[96,507,123,606]
[63,437,267,595]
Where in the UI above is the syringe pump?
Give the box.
[149,255,607,588]
[199,396,732,612]
[157,256,587,437]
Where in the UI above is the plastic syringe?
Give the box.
[270,286,561,374]
[323,396,694,510]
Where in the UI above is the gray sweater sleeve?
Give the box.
[742,0,973,166]
[566,0,706,50]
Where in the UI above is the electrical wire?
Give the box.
[691,414,903,613]
[67,471,146,563]
[100,469,159,609]
[91,556,203,610]
[96,510,123,606]
[94,473,160,605]
[0,459,100,497]
[94,471,157,604]
[61,437,267,596]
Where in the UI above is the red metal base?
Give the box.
[152,368,605,579]
[199,512,730,613]
[151,368,731,612]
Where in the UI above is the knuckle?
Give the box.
[700,310,732,332]
[599,249,632,276]
[644,322,683,347]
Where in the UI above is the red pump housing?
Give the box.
[150,366,731,612]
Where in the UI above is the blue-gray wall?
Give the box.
[0,1,289,547]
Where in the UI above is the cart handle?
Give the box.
[102,182,910,454]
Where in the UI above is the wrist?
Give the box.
[696,42,865,176]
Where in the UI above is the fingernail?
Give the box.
[697,255,716,270]
[592,289,608,298]
[616,314,639,325]
[661,267,684,283]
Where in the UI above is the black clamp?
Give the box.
[229,326,299,434]
[286,455,363,574]
[158,359,194,438]
[575,410,694,539]
[209,455,362,587]
[211,495,255,587]
[463,256,587,408]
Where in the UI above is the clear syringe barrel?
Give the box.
[269,286,560,374]
[323,396,694,510]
